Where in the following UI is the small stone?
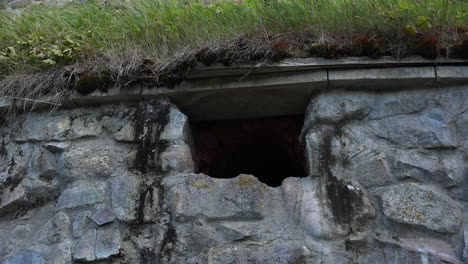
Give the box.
[95,225,121,260]
[69,116,102,138]
[160,106,190,142]
[91,209,115,226]
[160,144,195,173]
[73,228,96,262]
[0,184,28,214]
[35,148,59,181]
[51,242,72,264]
[72,211,91,238]
[382,183,462,233]
[114,122,136,142]
[110,175,140,222]
[38,212,71,245]
[56,183,105,209]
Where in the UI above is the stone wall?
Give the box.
[0,85,467,263]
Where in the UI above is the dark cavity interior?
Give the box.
[191,116,307,187]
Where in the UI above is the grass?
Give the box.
[0,0,466,104]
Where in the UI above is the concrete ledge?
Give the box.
[188,56,466,79]
[1,58,467,120]
[142,70,327,96]
[436,66,468,85]
[329,67,436,90]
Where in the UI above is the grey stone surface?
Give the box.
[0,87,467,264]
[91,208,115,226]
[0,251,44,264]
[464,224,468,262]
[73,225,122,262]
[283,177,375,239]
[72,211,91,238]
[348,236,463,264]
[56,182,105,209]
[73,228,96,262]
[37,212,71,245]
[165,174,267,221]
[160,106,190,142]
[161,144,195,173]
[95,225,121,260]
[370,111,458,149]
[207,240,314,264]
[15,115,72,142]
[110,174,140,222]
[62,142,128,182]
[382,183,462,233]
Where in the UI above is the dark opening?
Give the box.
[191,116,307,187]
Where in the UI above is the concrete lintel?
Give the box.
[167,85,320,121]
[142,70,327,97]
[188,56,466,79]
[329,67,436,90]
[436,66,468,85]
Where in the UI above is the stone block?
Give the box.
[283,177,375,239]
[73,225,121,262]
[73,228,96,262]
[370,111,457,149]
[72,211,91,238]
[37,212,71,245]
[382,183,462,233]
[161,144,195,173]
[165,174,267,221]
[62,143,128,182]
[110,175,140,222]
[15,115,72,142]
[113,121,136,142]
[95,225,121,260]
[91,208,115,226]
[56,183,105,209]
[160,106,190,142]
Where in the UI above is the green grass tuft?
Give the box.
[0,0,466,102]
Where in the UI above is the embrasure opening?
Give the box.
[191,116,307,187]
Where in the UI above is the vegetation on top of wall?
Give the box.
[0,0,467,105]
